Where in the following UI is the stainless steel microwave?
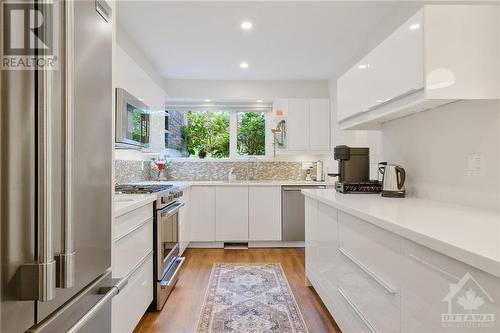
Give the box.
[115,88,150,148]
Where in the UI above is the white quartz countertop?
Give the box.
[302,189,500,278]
[114,193,156,217]
[137,180,329,188]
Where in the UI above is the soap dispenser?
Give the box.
[228,168,237,182]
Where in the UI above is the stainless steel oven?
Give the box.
[154,200,185,310]
[115,87,150,149]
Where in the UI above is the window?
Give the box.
[183,111,230,158]
[237,112,265,156]
[164,106,269,159]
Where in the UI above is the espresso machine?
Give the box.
[329,145,382,194]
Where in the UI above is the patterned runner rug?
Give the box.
[197,263,309,333]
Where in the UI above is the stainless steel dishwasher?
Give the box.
[281,185,326,241]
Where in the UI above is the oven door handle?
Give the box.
[160,257,185,289]
[161,202,185,218]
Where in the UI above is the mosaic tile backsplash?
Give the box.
[115,160,318,183]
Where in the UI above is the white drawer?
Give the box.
[335,245,401,333]
[338,210,401,293]
[113,218,153,278]
[402,239,500,333]
[114,203,153,240]
[112,253,153,333]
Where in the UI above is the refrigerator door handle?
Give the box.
[18,22,56,301]
[56,0,76,290]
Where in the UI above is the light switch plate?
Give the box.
[466,153,484,176]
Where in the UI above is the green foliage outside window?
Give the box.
[237,112,265,156]
[182,111,230,158]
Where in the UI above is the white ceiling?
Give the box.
[116,1,419,80]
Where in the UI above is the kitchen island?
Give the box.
[302,189,500,333]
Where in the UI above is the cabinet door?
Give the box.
[286,99,309,150]
[178,188,190,255]
[190,186,216,241]
[249,186,281,241]
[304,197,319,273]
[308,99,330,151]
[215,186,248,241]
[337,10,423,121]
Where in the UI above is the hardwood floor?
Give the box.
[135,248,340,333]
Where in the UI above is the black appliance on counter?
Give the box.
[328,145,382,194]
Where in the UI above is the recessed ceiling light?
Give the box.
[204,99,211,102]
[358,64,370,70]
[409,23,420,30]
[241,21,253,30]
[240,62,249,69]
[256,100,263,103]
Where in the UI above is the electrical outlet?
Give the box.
[466,153,484,176]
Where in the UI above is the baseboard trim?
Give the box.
[188,241,224,249]
[248,241,304,248]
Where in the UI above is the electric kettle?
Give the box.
[379,162,406,198]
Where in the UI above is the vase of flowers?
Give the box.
[152,159,171,180]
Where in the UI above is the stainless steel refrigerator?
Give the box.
[1,1,125,332]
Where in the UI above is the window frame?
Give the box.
[165,107,271,160]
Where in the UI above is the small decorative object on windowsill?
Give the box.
[153,159,171,181]
[198,147,207,159]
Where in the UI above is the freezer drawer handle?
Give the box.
[65,277,128,333]
[337,287,378,333]
[338,247,397,295]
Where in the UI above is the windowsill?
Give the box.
[165,156,273,162]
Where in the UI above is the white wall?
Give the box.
[165,79,329,100]
[326,80,383,180]
[113,27,166,160]
[382,100,500,211]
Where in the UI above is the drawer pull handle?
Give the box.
[409,254,460,282]
[338,247,397,295]
[113,218,152,243]
[337,287,378,333]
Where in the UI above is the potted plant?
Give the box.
[198,147,207,159]
[152,159,171,180]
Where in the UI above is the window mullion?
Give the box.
[229,112,238,158]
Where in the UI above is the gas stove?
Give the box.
[115,184,182,209]
[335,181,382,194]
[115,184,174,194]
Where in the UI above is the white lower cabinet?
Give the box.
[112,254,153,333]
[178,188,190,255]
[305,199,500,333]
[112,202,154,333]
[401,239,500,333]
[215,186,248,241]
[249,186,281,241]
[190,186,216,241]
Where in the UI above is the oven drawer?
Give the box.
[113,217,153,278]
[112,253,153,333]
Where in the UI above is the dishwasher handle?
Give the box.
[282,186,326,191]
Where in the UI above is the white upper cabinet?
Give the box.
[287,99,309,151]
[338,5,500,130]
[308,99,331,151]
[273,98,330,152]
